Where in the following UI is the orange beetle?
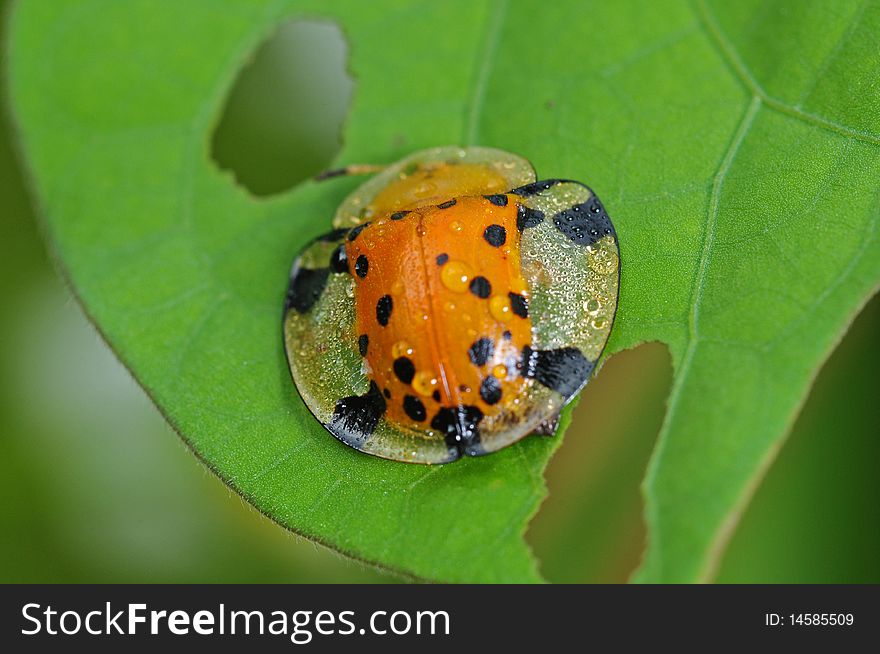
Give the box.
[283,147,619,464]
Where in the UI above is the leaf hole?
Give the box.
[211,20,353,196]
[527,342,673,583]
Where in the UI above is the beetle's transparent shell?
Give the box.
[283,146,619,464]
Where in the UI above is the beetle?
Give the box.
[283,146,619,464]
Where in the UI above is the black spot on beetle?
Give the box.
[502,330,512,340]
[437,199,457,209]
[469,276,491,298]
[517,205,544,231]
[436,253,449,266]
[329,245,349,274]
[383,388,392,399]
[484,194,508,206]
[468,337,494,366]
[508,292,529,318]
[358,334,369,357]
[330,381,386,443]
[355,254,369,278]
[393,356,415,384]
[479,377,502,405]
[347,222,370,241]
[403,395,427,422]
[390,210,410,220]
[483,224,506,247]
[552,197,615,246]
[511,179,563,196]
[432,390,441,402]
[521,345,594,398]
[431,405,484,456]
[376,295,393,326]
[286,267,330,314]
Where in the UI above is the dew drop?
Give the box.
[412,371,438,397]
[440,260,473,293]
[489,295,513,322]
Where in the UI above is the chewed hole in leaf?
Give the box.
[211,20,353,196]
[528,343,673,583]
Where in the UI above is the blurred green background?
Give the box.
[2,13,877,584]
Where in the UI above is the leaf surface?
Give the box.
[8,0,879,582]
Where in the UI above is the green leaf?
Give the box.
[8,0,878,583]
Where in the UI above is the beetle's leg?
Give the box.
[533,413,560,437]
[315,163,386,181]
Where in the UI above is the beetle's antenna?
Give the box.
[314,164,386,181]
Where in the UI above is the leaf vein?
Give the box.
[694,0,880,146]
[463,0,509,145]
[639,95,761,580]
[796,0,871,107]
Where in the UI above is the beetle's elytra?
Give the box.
[283,146,619,464]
